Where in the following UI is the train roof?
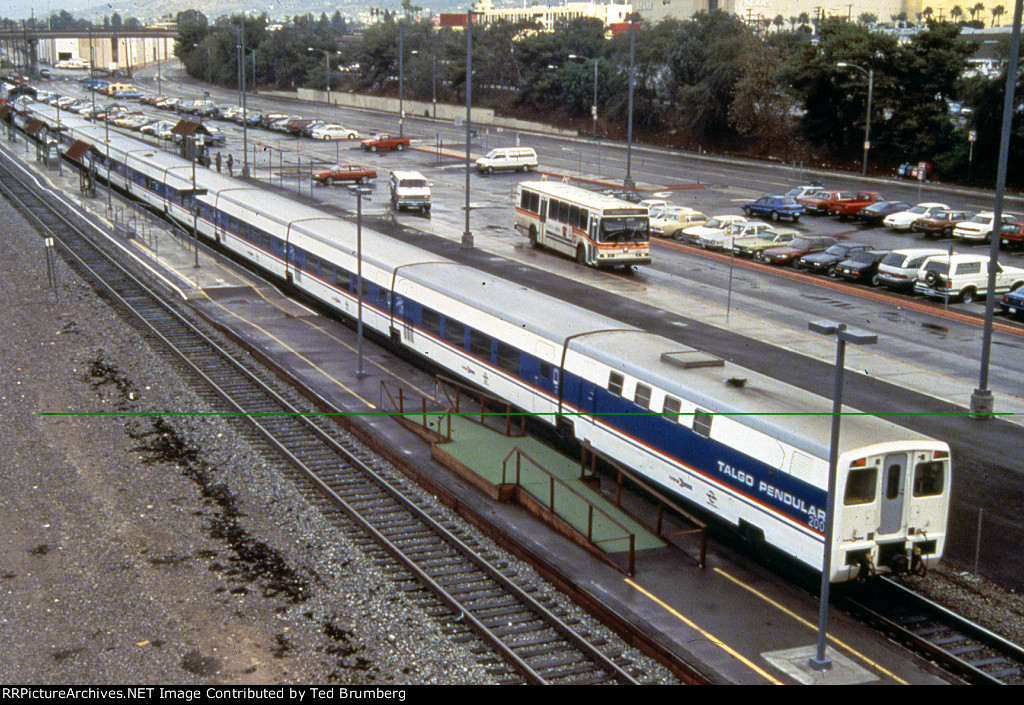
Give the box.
[396,262,638,344]
[571,330,928,458]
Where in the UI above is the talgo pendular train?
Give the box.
[18,102,952,583]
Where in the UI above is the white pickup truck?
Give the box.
[914,253,1024,304]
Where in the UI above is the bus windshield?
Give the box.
[600,216,648,243]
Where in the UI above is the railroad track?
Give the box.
[840,577,1024,685]
[0,147,659,685]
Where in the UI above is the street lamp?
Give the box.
[806,320,878,672]
[568,54,599,139]
[463,7,475,249]
[346,184,373,378]
[399,23,405,138]
[836,62,874,176]
[308,47,333,106]
[625,14,636,190]
[411,50,437,119]
[973,0,1022,419]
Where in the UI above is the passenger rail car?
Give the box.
[17,102,951,582]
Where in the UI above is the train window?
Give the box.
[912,461,944,497]
[306,254,320,276]
[443,319,465,347]
[540,362,551,380]
[496,342,520,374]
[421,308,441,337]
[662,396,681,422]
[693,409,713,437]
[634,383,651,410]
[844,468,877,505]
[885,465,901,500]
[608,372,624,396]
[469,330,491,359]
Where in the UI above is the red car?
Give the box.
[361,133,411,152]
[999,221,1024,250]
[913,209,974,238]
[826,191,885,219]
[798,190,844,215]
[312,163,377,186]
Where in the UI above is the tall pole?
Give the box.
[356,189,366,378]
[973,0,1023,418]
[624,14,636,190]
[399,23,404,138]
[463,9,473,249]
[239,21,249,178]
[806,321,877,672]
[836,62,873,175]
[592,57,599,139]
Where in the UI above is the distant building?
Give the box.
[471,0,634,30]
[634,1,994,27]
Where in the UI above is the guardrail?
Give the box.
[502,446,637,576]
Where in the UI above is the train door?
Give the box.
[878,453,907,534]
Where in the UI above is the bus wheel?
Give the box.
[576,244,587,265]
[528,226,539,248]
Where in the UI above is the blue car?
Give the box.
[743,195,805,222]
[999,288,1024,318]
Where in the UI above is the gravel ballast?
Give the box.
[0,196,500,685]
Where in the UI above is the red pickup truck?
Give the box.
[827,191,885,219]
[361,134,411,152]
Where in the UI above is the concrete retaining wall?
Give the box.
[294,88,577,137]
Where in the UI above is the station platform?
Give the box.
[11,143,962,684]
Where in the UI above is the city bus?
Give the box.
[514,181,651,268]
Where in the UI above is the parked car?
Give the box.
[999,288,1024,318]
[762,236,839,266]
[834,249,890,284]
[259,112,289,128]
[699,222,776,250]
[827,191,885,219]
[270,117,297,132]
[953,211,1023,242]
[732,229,799,258]
[798,189,845,215]
[312,163,377,185]
[649,207,707,239]
[912,209,974,237]
[998,221,1024,250]
[475,147,539,173]
[361,133,411,152]
[599,189,643,203]
[742,195,805,222]
[784,185,825,200]
[795,242,873,276]
[140,120,175,137]
[856,201,913,227]
[311,124,360,140]
[915,253,1024,303]
[883,202,950,230]
[680,215,746,246]
[875,248,950,289]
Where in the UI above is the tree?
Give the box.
[951,5,965,23]
[992,5,1006,26]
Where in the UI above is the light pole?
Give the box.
[806,320,877,672]
[398,23,405,138]
[346,185,372,378]
[625,14,636,190]
[836,62,874,176]
[463,8,474,249]
[568,54,599,139]
[237,21,249,178]
[308,47,332,105]
[411,50,437,119]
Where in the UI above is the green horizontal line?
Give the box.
[36,411,1014,418]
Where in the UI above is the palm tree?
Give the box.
[774,14,785,32]
[951,5,965,23]
[969,2,985,24]
[991,4,1005,25]
[923,6,934,22]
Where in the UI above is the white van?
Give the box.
[475,147,538,174]
[390,170,431,214]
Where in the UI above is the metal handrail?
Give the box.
[502,446,636,576]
